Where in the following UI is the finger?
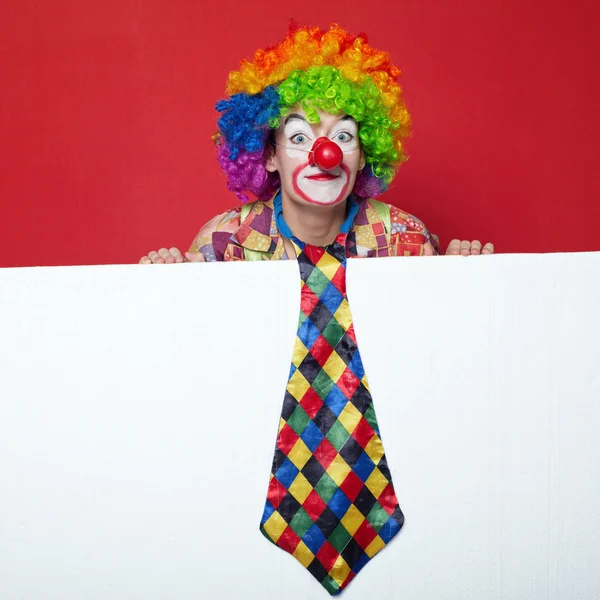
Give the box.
[423,241,435,256]
[169,247,184,263]
[158,248,175,264]
[481,242,495,255]
[139,256,151,264]
[446,239,461,255]
[148,251,165,264]
[184,251,206,263]
[460,240,471,256]
[470,240,482,256]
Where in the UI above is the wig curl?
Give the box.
[215,23,411,202]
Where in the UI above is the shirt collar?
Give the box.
[232,191,386,252]
[230,197,278,252]
[349,197,388,250]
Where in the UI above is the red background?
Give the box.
[1,0,599,267]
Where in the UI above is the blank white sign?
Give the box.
[0,253,599,599]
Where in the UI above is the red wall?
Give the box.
[2,0,599,267]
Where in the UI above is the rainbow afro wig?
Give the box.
[215,23,411,202]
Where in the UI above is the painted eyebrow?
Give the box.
[284,114,307,125]
[334,116,358,129]
[283,114,357,125]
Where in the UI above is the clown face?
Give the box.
[266,106,363,208]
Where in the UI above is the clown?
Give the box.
[139,25,494,595]
[140,23,493,264]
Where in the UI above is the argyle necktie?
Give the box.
[259,225,404,596]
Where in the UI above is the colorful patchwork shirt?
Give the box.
[188,195,440,261]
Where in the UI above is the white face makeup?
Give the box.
[266,107,362,207]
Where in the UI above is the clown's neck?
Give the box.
[280,194,347,247]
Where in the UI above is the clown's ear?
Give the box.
[265,138,278,173]
[358,150,366,171]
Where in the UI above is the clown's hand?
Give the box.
[139,247,205,264]
[445,239,494,256]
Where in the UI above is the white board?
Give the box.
[0,253,599,599]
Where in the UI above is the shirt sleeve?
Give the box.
[188,208,242,262]
[389,205,440,256]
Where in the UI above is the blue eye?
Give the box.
[334,131,353,143]
[290,133,309,144]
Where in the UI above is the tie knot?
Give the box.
[294,237,348,291]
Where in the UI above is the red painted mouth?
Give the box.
[306,173,339,181]
[292,162,351,206]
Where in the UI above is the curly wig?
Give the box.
[215,23,411,202]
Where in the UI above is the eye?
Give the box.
[290,133,310,145]
[333,131,354,143]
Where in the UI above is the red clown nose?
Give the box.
[309,137,344,171]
